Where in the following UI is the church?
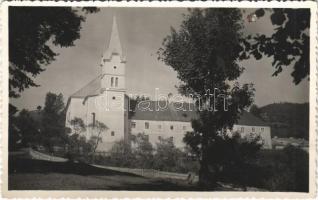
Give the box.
[65,17,272,152]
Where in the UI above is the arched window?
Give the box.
[115,77,118,87]
[111,77,114,87]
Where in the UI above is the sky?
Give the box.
[11,8,309,110]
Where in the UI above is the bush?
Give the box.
[260,145,309,192]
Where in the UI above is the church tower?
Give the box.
[97,16,128,151]
[100,16,126,92]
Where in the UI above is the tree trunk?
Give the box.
[198,137,218,190]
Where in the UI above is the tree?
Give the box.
[132,133,154,169]
[14,109,41,147]
[158,8,255,188]
[249,104,261,118]
[9,104,21,150]
[109,140,135,167]
[88,121,108,153]
[70,117,86,135]
[41,92,67,150]
[154,137,183,171]
[9,7,99,98]
[241,9,310,85]
[68,117,86,153]
[213,132,263,189]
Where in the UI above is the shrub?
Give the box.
[260,145,309,192]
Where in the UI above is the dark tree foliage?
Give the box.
[158,8,255,188]
[258,103,309,139]
[249,104,261,118]
[9,7,99,98]
[132,133,154,169]
[42,92,67,150]
[11,109,41,148]
[259,146,309,192]
[241,8,310,85]
[154,137,183,171]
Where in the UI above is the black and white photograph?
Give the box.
[2,1,317,198]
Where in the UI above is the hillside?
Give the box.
[258,103,309,139]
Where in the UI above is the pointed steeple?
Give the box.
[108,16,122,54]
[102,15,125,63]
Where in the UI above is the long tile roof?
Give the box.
[130,101,269,126]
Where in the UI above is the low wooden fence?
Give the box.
[92,164,198,183]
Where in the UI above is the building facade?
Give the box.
[65,17,272,152]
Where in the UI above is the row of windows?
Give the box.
[143,135,174,142]
[240,127,265,132]
[131,121,188,131]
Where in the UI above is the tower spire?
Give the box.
[101,15,126,64]
[108,15,122,55]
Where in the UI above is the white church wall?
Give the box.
[66,98,88,137]
[93,91,126,152]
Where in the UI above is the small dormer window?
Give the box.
[115,77,118,87]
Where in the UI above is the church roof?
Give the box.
[70,75,102,98]
[130,101,269,127]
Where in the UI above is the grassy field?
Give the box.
[9,157,198,190]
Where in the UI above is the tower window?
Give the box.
[115,77,118,87]
[145,122,149,129]
[170,125,174,130]
[261,127,264,132]
[91,113,96,127]
[252,127,255,132]
[131,122,136,128]
[113,66,117,69]
[112,96,116,100]
[111,131,115,136]
[111,77,114,87]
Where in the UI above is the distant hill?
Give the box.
[258,103,309,139]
